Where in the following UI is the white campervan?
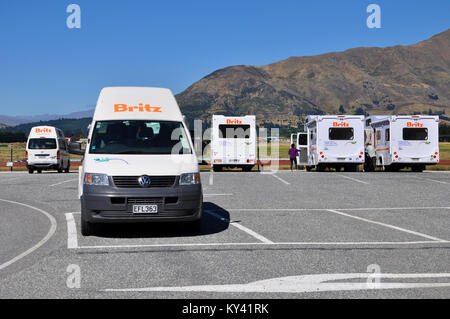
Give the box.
[366,115,439,172]
[26,126,70,174]
[305,115,365,172]
[211,115,257,171]
[69,87,202,236]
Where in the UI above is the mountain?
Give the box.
[176,29,450,127]
[6,117,92,137]
[0,109,94,125]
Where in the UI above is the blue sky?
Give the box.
[0,0,449,116]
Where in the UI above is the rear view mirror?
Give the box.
[68,142,85,155]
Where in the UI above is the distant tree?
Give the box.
[354,107,365,116]
[339,105,345,114]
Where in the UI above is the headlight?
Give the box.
[179,173,200,185]
[84,173,109,186]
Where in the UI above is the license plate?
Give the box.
[132,205,158,214]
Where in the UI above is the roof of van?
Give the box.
[93,87,183,122]
[28,126,61,138]
[306,115,364,123]
[369,115,439,125]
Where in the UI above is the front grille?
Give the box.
[112,176,176,188]
[127,197,164,205]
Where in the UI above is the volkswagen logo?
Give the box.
[138,175,151,187]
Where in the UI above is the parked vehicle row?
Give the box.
[291,114,440,172]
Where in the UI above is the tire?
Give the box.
[28,168,34,174]
[213,165,223,172]
[412,165,424,173]
[37,169,42,174]
[80,214,94,236]
[305,166,312,172]
[186,219,202,233]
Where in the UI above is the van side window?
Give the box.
[376,130,381,141]
[385,128,390,142]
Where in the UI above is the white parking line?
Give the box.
[0,199,57,271]
[204,194,233,196]
[103,272,450,293]
[74,240,449,250]
[204,210,274,244]
[424,178,449,185]
[49,179,77,187]
[65,213,78,249]
[326,209,446,242]
[270,174,290,185]
[227,206,450,212]
[337,174,369,185]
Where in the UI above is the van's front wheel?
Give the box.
[28,168,34,174]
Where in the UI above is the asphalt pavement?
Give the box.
[0,169,449,298]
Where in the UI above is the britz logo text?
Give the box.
[114,104,162,112]
[333,122,349,127]
[407,122,423,127]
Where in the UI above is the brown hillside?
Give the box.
[176,29,450,126]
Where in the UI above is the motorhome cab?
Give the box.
[71,87,202,236]
[211,115,257,172]
[290,132,308,167]
[366,115,439,172]
[26,126,70,174]
[305,115,365,171]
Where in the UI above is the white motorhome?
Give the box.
[305,115,365,171]
[211,115,257,171]
[290,132,308,166]
[366,115,439,172]
[69,87,202,236]
[26,126,70,174]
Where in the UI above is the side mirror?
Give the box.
[68,142,85,155]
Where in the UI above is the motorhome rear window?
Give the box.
[403,128,428,140]
[298,134,307,145]
[28,138,57,149]
[89,120,192,155]
[328,128,354,140]
[218,125,250,139]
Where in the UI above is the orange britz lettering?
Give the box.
[333,122,349,127]
[226,119,242,124]
[114,104,162,113]
[407,122,423,127]
[35,128,52,134]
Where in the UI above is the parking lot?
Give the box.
[0,170,449,298]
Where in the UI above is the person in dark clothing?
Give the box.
[288,144,300,171]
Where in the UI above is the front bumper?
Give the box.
[81,183,203,223]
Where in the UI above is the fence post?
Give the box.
[10,148,13,172]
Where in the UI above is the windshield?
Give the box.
[28,138,57,150]
[403,128,428,140]
[329,128,354,140]
[218,124,251,139]
[89,120,192,155]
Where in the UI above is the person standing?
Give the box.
[288,144,300,171]
[365,143,376,171]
